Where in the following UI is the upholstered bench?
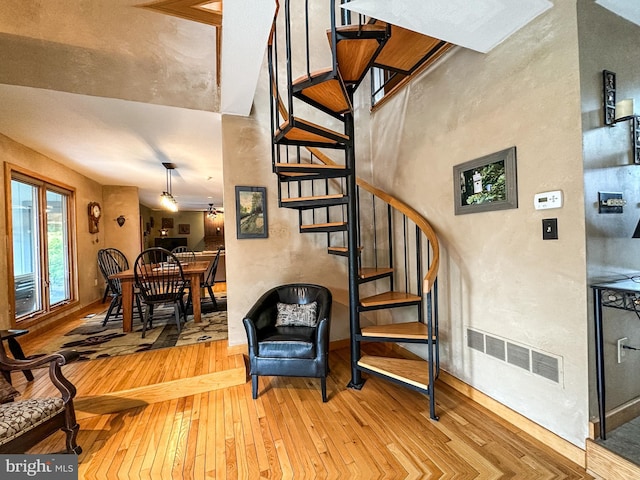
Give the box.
[0,349,81,454]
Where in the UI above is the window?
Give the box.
[9,170,76,321]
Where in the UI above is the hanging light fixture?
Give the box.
[207,203,216,218]
[207,203,224,218]
[160,162,178,212]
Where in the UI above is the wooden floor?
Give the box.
[11,302,592,479]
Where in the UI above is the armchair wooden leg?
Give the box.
[252,375,258,399]
[321,377,327,403]
[62,422,82,455]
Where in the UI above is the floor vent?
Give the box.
[466,327,562,385]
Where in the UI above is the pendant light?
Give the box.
[160,162,178,212]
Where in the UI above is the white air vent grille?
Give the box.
[485,336,505,361]
[467,329,485,352]
[532,351,560,383]
[466,327,562,385]
[507,343,530,370]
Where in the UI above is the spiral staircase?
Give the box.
[268,0,441,419]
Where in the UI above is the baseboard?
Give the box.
[586,438,640,479]
[385,343,586,467]
[589,396,640,440]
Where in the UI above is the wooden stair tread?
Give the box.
[358,355,430,390]
[335,38,382,84]
[335,24,388,34]
[327,246,363,255]
[359,267,394,279]
[275,162,346,170]
[361,321,429,340]
[360,291,421,308]
[277,118,349,145]
[374,24,450,74]
[292,68,351,114]
[292,66,334,84]
[301,221,347,230]
[329,24,388,85]
[281,193,344,203]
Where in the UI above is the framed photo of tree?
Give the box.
[453,147,518,215]
[235,186,268,238]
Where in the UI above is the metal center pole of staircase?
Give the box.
[344,108,364,390]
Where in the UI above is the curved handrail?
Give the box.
[355,177,439,293]
[307,146,440,293]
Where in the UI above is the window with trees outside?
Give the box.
[9,170,76,321]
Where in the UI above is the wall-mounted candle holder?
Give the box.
[603,70,640,164]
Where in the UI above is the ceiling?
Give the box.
[4,1,635,213]
[0,0,229,211]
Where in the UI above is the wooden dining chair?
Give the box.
[134,248,188,338]
[201,247,222,310]
[97,248,143,326]
[170,246,196,311]
[99,247,128,303]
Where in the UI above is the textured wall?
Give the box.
[0,0,218,111]
[103,185,141,265]
[363,2,588,446]
[222,1,355,347]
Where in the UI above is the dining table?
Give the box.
[110,260,211,333]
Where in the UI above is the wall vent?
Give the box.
[507,342,530,370]
[467,328,485,352]
[531,351,560,383]
[466,327,562,385]
[485,335,505,361]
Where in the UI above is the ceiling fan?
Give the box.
[207,203,224,218]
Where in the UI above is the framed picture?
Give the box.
[235,186,268,239]
[178,223,190,235]
[161,217,174,229]
[453,147,518,215]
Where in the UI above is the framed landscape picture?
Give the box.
[235,186,268,239]
[453,147,518,215]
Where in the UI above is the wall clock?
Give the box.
[88,202,102,234]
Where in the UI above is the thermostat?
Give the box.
[534,190,563,210]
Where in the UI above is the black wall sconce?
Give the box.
[603,70,640,164]
[116,215,126,227]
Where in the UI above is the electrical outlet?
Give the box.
[617,337,628,363]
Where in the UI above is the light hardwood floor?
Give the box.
[10,299,592,479]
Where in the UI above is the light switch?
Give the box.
[542,218,558,240]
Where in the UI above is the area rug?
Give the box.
[45,295,227,361]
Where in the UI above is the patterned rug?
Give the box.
[45,295,227,361]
